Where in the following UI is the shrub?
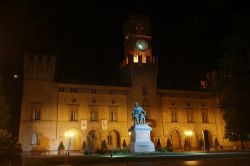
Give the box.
[81,141,86,150]
[58,141,65,151]
[122,139,127,149]
[166,138,173,151]
[0,130,22,153]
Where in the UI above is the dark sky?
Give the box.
[1,0,249,88]
[0,0,250,133]
[1,1,249,88]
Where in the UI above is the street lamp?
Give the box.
[184,130,193,151]
[184,130,193,137]
[64,131,75,156]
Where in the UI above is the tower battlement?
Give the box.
[124,14,151,36]
[24,53,56,81]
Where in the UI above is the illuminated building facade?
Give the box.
[19,15,246,153]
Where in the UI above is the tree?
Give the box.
[0,76,11,129]
[156,137,161,149]
[166,138,172,151]
[0,130,22,153]
[58,141,65,151]
[199,138,204,150]
[58,141,65,155]
[215,13,250,150]
[101,140,107,153]
[81,141,86,150]
[122,139,127,149]
[0,75,22,159]
[184,138,191,151]
[214,138,220,150]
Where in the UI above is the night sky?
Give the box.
[0,1,249,133]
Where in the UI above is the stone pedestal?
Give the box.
[128,124,155,153]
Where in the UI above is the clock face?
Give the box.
[135,39,148,52]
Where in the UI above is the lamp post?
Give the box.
[184,130,193,151]
[184,130,193,137]
[64,131,75,156]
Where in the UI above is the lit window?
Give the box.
[32,104,42,120]
[171,109,178,122]
[32,133,39,145]
[89,105,99,121]
[133,55,138,63]
[111,111,116,121]
[201,110,209,123]
[142,55,146,63]
[186,109,193,123]
[69,104,78,121]
[126,56,129,64]
[70,111,77,121]
[110,111,117,121]
[34,110,40,120]
[90,111,98,121]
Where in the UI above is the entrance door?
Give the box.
[203,130,212,150]
[87,130,99,153]
[170,130,182,150]
[107,130,120,150]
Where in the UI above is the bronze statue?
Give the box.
[132,103,146,125]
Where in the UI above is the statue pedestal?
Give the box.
[128,124,155,153]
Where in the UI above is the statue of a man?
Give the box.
[132,103,146,125]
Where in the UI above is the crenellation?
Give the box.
[24,53,56,81]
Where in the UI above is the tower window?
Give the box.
[142,55,146,63]
[33,109,40,120]
[31,103,42,120]
[126,56,129,64]
[133,55,138,63]
[31,133,39,145]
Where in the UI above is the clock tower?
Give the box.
[121,14,162,139]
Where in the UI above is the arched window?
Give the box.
[32,133,39,145]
